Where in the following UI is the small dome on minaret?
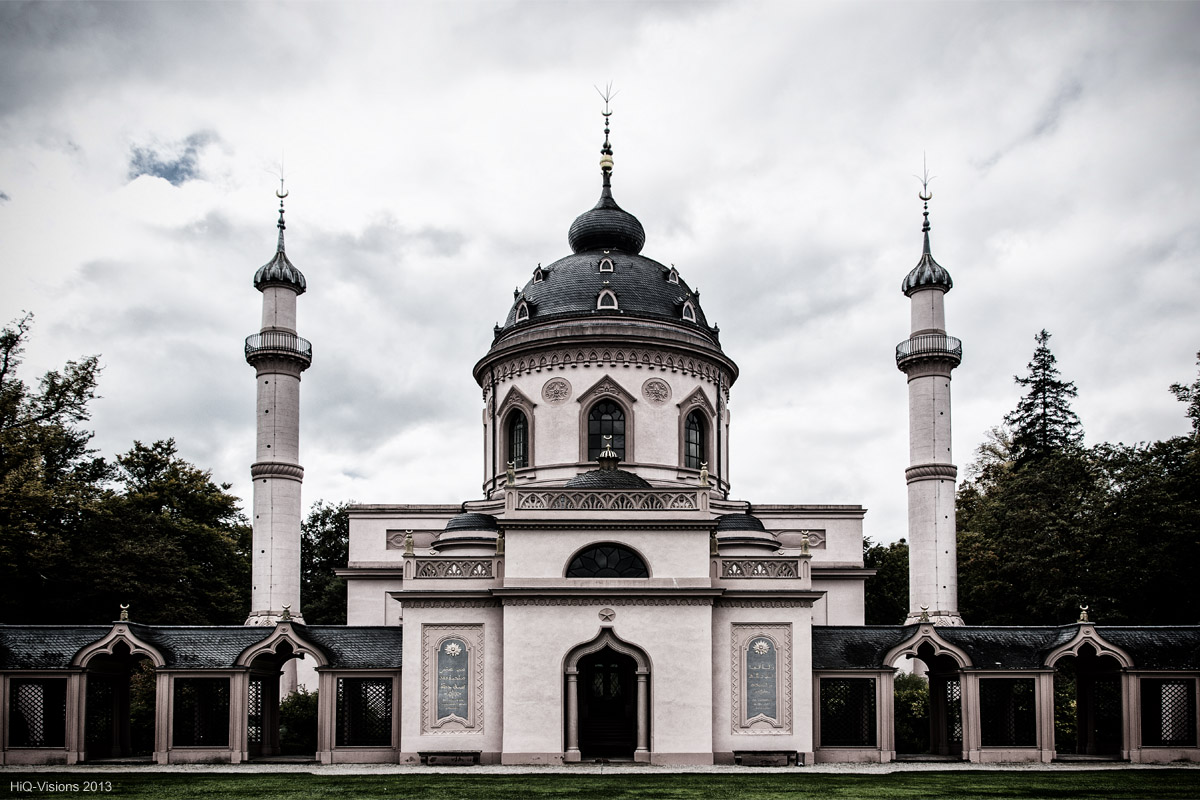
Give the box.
[254,187,307,294]
[901,188,953,296]
[567,100,646,255]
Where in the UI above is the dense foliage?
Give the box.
[863,537,909,625]
[0,314,251,624]
[301,500,350,624]
[956,334,1199,625]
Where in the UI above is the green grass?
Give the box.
[6,771,1200,800]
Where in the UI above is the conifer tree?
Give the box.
[1004,329,1083,461]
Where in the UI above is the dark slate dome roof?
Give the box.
[444,512,499,532]
[501,251,712,335]
[565,469,652,489]
[901,216,952,297]
[714,513,767,533]
[567,174,646,255]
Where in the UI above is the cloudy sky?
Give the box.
[2,1,1197,545]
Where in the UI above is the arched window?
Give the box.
[515,301,530,323]
[507,411,528,469]
[685,410,706,469]
[597,289,618,310]
[682,301,697,322]
[588,401,625,461]
[668,266,679,284]
[567,543,649,578]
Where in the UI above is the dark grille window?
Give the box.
[588,401,625,461]
[507,411,528,469]
[172,678,230,747]
[247,677,264,745]
[980,678,1036,747]
[567,544,648,578]
[685,411,705,469]
[820,678,876,747]
[9,679,67,748]
[337,678,393,747]
[1141,678,1197,747]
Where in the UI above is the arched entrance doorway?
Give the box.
[1053,644,1123,758]
[83,643,156,761]
[578,648,637,757]
[564,629,650,762]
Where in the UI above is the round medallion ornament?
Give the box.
[642,377,671,405]
[542,377,572,404]
[444,642,462,656]
[752,639,771,655]
[598,608,616,622]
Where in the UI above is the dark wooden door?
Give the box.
[579,649,636,758]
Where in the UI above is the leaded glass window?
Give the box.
[588,401,625,461]
[567,544,648,578]
[507,411,528,469]
[685,410,705,469]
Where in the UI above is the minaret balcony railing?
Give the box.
[896,333,962,369]
[245,331,313,367]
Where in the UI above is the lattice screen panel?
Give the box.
[336,678,393,747]
[820,678,876,747]
[9,679,67,748]
[247,677,263,745]
[1142,678,1197,748]
[945,677,963,744]
[980,678,1036,747]
[172,678,230,747]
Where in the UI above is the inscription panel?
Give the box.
[731,623,792,734]
[421,624,484,734]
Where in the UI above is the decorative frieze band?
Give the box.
[905,462,959,484]
[715,599,814,608]
[721,559,799,579]
[517,490,698,511]
[402,599,501,608]
[250,461,305,481]
[415,559,494,579]
[493,346,732,392]
[504,597,712,607]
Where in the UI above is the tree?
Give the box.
[0,313,252,624]
[1169,350,1200,438]
[301,500,350,624]
[863,537,909,625]
[1005,330,1083,461]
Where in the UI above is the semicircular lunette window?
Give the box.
[566,544,649,578]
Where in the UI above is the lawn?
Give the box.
[6,771,1200,800]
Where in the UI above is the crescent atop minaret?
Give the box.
[918,190,932,202]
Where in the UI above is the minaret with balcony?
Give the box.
[245,187,312,625]
[896,187,963,625]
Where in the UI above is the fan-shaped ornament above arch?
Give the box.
[566,543,649,578]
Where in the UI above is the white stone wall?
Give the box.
[256,373,301,463]
[482,356,729,491]
[909,286,945,333]
[261,286,297,332]
[250,475,302,618]
[504,528,710,582]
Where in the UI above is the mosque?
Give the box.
[0,108,1197,767]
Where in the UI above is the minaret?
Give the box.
[896,178,963,625]
[245,183,311,626]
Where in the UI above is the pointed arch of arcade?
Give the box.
[73,624,168,670]
[236,624,329,759]
[1044,626,1133,758]
[884,626,973,759]
[562,628,651,762]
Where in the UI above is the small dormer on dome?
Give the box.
[254,192,307,295]
[901,191,952,297]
